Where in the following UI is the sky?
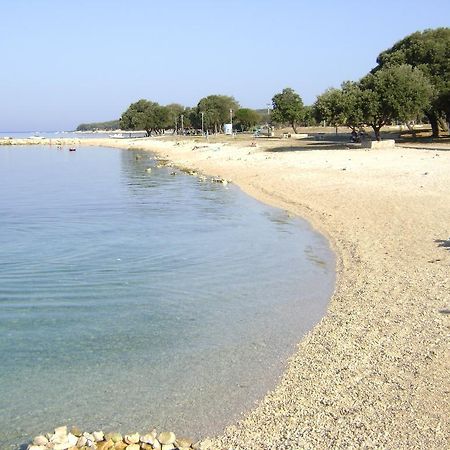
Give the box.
[0,0,448,131]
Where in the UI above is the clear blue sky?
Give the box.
[0,0,448,131]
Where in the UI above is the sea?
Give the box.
[0,144,335,449]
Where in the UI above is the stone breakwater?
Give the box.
[27,426,198,450]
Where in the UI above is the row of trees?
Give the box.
[119,28,449,139]
[76,120,120,132]
[120,96,263,136]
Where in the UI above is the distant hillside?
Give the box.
[76,120,120,131]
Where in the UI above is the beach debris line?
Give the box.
[27,425,197,450]
[154,158,230,185]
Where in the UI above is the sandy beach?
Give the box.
[3,136,449,449]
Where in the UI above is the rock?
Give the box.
[139,434,156,444]
[33,436,49,446]
[194,439,213,450]
[97,441,114,450]
[125,445,140,450]
[152,439,162,449]
[93,431,104,442]
[77,436,88,447]
[158,432,176,445]
[124,433,140,444]
[28,446,47,450]
[51,429,69,444]
[113,442,127,450]
[71,427,82,437]
[83,432,95,442]
[146,168,152,173]
[140,445,153,450]
[106,432,123,443]
[54,426,68,436]
[67,434,78,447]
[175,437,193,448]
[161,445,175,450]
[53,443,71,450]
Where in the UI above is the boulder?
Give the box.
[105,432,123,443]
[113,442,127,450]
[93,431,104,442]
[77,436,88,447]
[175,437,193,448]
[158,432,176,445]
[70,427,82,437]
[161,445,175,450]
[97,441,114,450]
[363,139,396,149]
[33,436,49,446]
[139,434,156,445]
[67,434,78,447]
[125,445,140,450]
[124,433,140,444]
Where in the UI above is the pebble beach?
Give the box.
[3,135,449,449]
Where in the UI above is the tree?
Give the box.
[271,88,304,133]
[120,99,169,136]
[234,108,262,131]
[374,27,450,137]
[314,88,345,131]
[196,95,240,133]
[76,120,120,132]
[302,105,318,127]
[359,64,433,140]
[165,103,186,132]
[314,81,365,132]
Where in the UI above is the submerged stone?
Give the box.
[158,431,176,445]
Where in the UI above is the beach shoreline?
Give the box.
[3,136,449,449]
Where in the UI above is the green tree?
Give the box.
[359,64,433,140]
[234,108,262,131]
[302,105,318,127]
[314,88,345,131]
[196,95,240,133]
[271,88,304,133]
[165,103,185,131]
[120,99,169,136]
[374,27,450,137]
[314,81,365,132]
[76,120,120,131]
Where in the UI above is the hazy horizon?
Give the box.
[1,0,448,131]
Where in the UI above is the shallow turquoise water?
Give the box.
[0,145,334,448]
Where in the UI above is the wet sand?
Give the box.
[3,136,450,449]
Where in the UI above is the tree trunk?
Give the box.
[438,117,448,132]
[426,112,440,138]
[371,125,381,141]
[291,122,298,134]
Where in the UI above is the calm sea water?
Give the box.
[0,146,335,448]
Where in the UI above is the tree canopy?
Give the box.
[234,108,262,131]
[314,81,365,132]
[271,88,304,133]
[120,99,171,136]
[76,120,120,131]
[374,27,450,136]
[359,64,433,140]
[196,95,239,133]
